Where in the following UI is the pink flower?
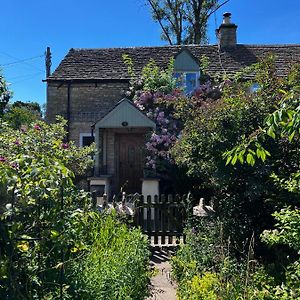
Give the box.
[0,156,6,163]
[61,143,69,149]
[14,139,21,146]
[34,124,41,131]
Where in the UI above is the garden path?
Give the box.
[147,249,177,300]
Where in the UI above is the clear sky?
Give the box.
[1,0,299,107]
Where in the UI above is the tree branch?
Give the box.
[147,0,173,45]
[206,0,230,20]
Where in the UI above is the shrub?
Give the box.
[0,118,151,299]
[66,212,151,300]
[172,220,276,300]
[179,272,219,300]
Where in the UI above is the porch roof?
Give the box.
[93,98,156,129]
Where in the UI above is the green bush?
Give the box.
[0,118,151,299]
[172,220,277,300]
[66,212,151,300]
[179,272,219,300]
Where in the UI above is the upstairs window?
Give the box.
[174,71,200,95]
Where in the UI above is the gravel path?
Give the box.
[147,249,177,300]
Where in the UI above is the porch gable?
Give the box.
[94,98,156,129]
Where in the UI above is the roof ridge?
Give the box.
[70,45,219,51]
[236,44,300,47]
[69,44,300,52]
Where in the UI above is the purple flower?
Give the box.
[61,143,69,149]
[11,162,19,169]
[14,139,21,146]
[0,156,7,163]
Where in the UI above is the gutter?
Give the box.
[43,78,130,83]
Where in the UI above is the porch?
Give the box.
[89,98,157,197]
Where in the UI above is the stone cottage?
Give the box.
[45,13,300,196]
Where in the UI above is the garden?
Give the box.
[1,53,300,299]
[125,55,300,299]
[0,85,151,299]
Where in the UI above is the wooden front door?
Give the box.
[118,134,144,193]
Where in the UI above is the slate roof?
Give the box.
[47,44,300,81]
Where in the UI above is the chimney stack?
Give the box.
[216,12,237,49]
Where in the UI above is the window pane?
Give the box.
[185,73,197,94]
[174,72,184,88]
[82,136,94,147]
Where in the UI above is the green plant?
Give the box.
[0,116,151,299]
[66,212,151,300]
[0,117,95,298]
[179,272,220,300]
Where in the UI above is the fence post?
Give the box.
[153,195,159,245]
[160,194,166,245]
[167,194,173,244]
[146,195,152,236]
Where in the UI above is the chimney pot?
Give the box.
[217,12,237,49]
[223,12,232,24]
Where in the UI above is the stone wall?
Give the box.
[46,81,129,145]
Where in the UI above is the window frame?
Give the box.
[174,71,201,94]
[79,132,95,148]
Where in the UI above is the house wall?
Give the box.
[46,81,129,145]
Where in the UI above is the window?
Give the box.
[80,133,94,147]
[250,83,260,93]
[174,72,200,94]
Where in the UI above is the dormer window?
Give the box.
[173,49,201,95]
[174,71,200,94]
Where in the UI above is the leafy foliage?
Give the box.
[171,57,300,299]
[67,212,150,300]
[0,73,12,115]
[2,101,42,129]
[0,117,94,298]
[172,56,300,243]
[146,0,230,45]
[0,117,150,299]
[172,221,274,300]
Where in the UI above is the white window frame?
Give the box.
[174,71,201,94]
[79,132,94,148]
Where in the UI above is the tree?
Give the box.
[146,0,230,45]
[0,73,12,116]
[172,56,300,245]
[224,64,300,298]
[3,101,42,129]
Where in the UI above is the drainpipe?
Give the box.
[66,82,71,141]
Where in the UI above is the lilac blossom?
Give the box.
[0,156,7,163]
[11,162,19,169]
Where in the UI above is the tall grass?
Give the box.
[66,212,151,300]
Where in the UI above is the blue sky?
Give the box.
[1,0,299,107]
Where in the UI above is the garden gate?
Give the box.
[133,194,186,247]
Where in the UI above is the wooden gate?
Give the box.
[134,194,186,247]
